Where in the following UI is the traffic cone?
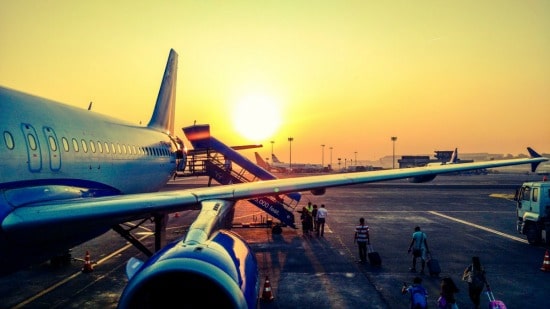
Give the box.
[82,250,94,273]
[540,249,550,272]
[261,276,274,302]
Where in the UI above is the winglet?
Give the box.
[527,147,543,172]
[147,49,178,135]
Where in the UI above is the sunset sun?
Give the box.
[232,93,282,142]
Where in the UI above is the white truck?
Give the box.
[515,180,550,245]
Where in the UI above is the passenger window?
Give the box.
[122,144,127,154]
[104,142,110,154]
[81,139,88,153]
[48,136,58,151]
[111,143,116,154]
[72,138,79,152]
[27,134,37,150]
[97,141,103,153]
[89,140,96,153]
[533,188,539,202]
[3,131,14,150]
[62,137,69,152]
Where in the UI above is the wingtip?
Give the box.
[527,147,541,158]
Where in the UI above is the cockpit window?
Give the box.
[522,187,531,201]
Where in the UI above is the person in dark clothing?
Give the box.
[462,256,488,309]
[300,206,313,237]
[437,276,459,308]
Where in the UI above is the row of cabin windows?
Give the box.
[3,131,171,157]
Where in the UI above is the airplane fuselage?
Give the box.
[0,86,177,272]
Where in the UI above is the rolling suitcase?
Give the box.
[486,285,507,309]
[426,254,441,277]
[367,244,381,266]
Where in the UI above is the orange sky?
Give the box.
[1,1,549,165]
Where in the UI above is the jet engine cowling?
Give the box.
[118,229,259,309]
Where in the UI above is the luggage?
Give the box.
[486,286,507,309]
[426,254,441,277]
[367,244,381,266]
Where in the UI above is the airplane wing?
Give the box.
[3,151,546,236]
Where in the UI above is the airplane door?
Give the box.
[43,126,61,171]
[21,123,42,172]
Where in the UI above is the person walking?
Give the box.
[354,217,370,263]
[311,204,319,235]
[402,276,428,309]
[407,226,430,273]
[316,204,328,236]
[300,206,313,237]
[462,256,487,309]
[437,276,459,309]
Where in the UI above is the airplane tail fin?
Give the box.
[255,152,270,170]
[527,147,543,172]
[272,154,282,163]
[147,49,178,135]
[449,148,458,164]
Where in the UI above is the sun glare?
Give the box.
[232,93,282,142]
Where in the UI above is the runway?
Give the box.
[1,173,549,308]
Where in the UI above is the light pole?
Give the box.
[270,140,274,158]
[354,151,357,166]
[338,157,341,170]
[321,144,325,167]
[288,137,293,172]
[329,147,333,170]
[391,136,397,169]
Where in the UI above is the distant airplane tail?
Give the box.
[271,154,282,163]
[147,49,178,135]
[449,148,458,164]
[255,152,271,170]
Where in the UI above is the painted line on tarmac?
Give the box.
[12,234,152,309]
[428,211,528,244]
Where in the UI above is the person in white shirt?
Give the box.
[316,204,328,236]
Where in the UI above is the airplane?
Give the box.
[0,49,547,308]
[255,152,326,173]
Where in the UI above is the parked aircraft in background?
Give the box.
[255,152,326,173]
[0,49,547,308]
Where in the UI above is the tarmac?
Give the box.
[2,172,550,308]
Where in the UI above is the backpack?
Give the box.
[411,286,428,309]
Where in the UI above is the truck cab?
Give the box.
[515,181,550,245]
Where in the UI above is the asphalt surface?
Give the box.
[1,172,549,308]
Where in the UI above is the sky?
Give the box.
[1,1,549,166]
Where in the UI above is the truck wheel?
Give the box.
[525,224,541,245]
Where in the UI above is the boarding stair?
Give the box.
[180,124,301,229]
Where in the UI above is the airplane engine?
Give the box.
[408,174,437,183]
[118,229,259,309]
